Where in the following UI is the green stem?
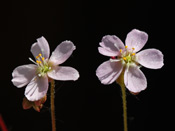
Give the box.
[120,83,128,131]
[50,79,56,131]
[116,70,128,131]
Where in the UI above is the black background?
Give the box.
[0,0,172,131]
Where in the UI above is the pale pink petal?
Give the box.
[98,47,119,57]
[31,36,50,59]
[25,76,48,101]
[96,60,123,84]
[49,41,76,65]
[48,66,79,81]
[136,49,164,69]
[11,64,37,88]
[99,35,125,56]
[124,65,147,93]
[125,29,148,52]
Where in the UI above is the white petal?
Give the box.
[49,41,76,65]
[98,47,119,57]
[48,66,79,81]
[25,76,48,101]
[96,60,123,84]
[12,64,37,88]
[136,49,164,69]
[124,65,147,93]
[31,36,50,59]
[125,29,148,52]
[99,35,125,56]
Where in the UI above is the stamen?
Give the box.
[125,46,128,49]
[36,53,43,59]
[35,53,45,65]
[123,57,127,61]
[36,56,40,59]
[36,60,41,64]
[42,57,45,61]
[131,53,135,56]
[29,57,37,65]
[132,47,135,50]
[120,49,122,53]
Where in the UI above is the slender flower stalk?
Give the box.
[120,84,127,131]
[117,70,127,131]
[50,79,56,131]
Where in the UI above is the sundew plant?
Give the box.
[96,29,164,131]
[11,29,164,131]
[12,36,79,131]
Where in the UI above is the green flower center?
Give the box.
[35,53,52,77]
[122,54,135,63]
[120,46,136,64]
[37,64,52,77]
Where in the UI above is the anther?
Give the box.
[119,49,122,53]
[123,57,127,61]
[131,53,135,56]
[36,56,40,59]
[42,57,45,61]
[132,47,135,50]
[125,46,128,48]
[36,60,41,64]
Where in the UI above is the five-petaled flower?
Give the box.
[12,36,79,101]
[96,29,164,93]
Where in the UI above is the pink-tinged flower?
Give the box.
[12,36,80,101]
[96,29,164,93]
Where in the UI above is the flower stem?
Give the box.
[116,70,128,131]
[50,79,56,131]
[120,83,128,131]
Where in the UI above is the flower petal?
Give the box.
[98,47,119,57]
[136,49,164,69]
[96,60,123,84]
[124,65,147,93]
[12,64,37,88]
[48,66,79,81]
[49,41,76,65]
[99,35,125,56]
[25,76,48,101]
[31,36,50,59]
[125,29,148,52]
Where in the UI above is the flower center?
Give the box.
[120,46,136,65]
[110,46,136,66]
[34,54,52,77]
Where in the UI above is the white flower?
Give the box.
[12,36,79,101]
[96,29,164,93]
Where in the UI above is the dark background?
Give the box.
[0,0,172,131]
